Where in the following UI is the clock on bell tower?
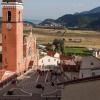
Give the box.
[2,0,23,73]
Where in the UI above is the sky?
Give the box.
[0,0,100,20]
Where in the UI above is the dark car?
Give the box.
[36,84,43,89]
[7,90,13,95]
[36,84,44,90]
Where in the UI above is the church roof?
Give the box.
[2,0,22,3]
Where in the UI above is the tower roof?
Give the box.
[2,0,22,3]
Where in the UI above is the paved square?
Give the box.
[0,68,66,100]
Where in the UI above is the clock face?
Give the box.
[7,23,12,30]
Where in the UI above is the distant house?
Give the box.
[60,55,76,65]
[47,51,60,58]
[79,56,100,78]
[88,48,100,58]
[38,45,46,49]
[60,55,80,72]
[93,49,100,58]
[39,52,60,70]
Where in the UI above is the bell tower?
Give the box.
[2,0,23,73]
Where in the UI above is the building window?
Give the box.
[42,60,43,63]
[92,72,95,77]
[4,35,6,40]
[7,11,11,22]
[19,11,20,22]
[82,73,83,78]
[48,59,50,62]
[28,47,32,56]
[57,61,59,64]
[54,59,56,61]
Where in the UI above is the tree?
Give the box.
[53,39,60,52]
[46,43,53,51]
[52,38,65,54]
[59,38,65,54]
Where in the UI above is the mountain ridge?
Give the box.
[40,6,100,30]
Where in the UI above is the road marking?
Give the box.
[45,72,49,83]
[17,69,35,80]
[36,75,40,83]
[3,88,32,96]
[57,77,60,83]
[0,82,12,91]
[41,95,61,98]
[41,89,61,97]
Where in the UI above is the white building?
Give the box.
[93,49,100,58]
[79,56,100,78]
[39,55,60,69]
[39,52,60,69]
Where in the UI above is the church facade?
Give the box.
[0,0,38,80]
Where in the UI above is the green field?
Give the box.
[64,47,92,56]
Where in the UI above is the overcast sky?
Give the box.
[0,0,100,20]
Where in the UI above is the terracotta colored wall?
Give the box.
[2,6,24,73]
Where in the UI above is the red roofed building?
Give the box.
[47,51,55,57]
[60,55,80,72]
[60,55,74,61]
[47,51,60,58]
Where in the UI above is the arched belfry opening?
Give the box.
[7,11,11,22]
